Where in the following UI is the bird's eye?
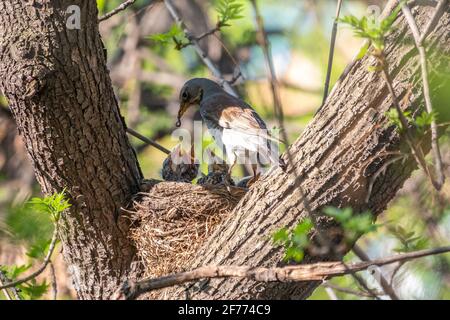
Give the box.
[182,91,189,100]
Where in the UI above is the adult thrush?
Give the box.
[176,78,284,183]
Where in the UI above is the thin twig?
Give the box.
[126,128,171,155]
[0,227,58,290]
[347,272,381,299]
[322,0,344,106]
[196,27,221,42]
[401,2,445,190]
[353,244,400,300]
[390,261,405,286]
[419,0,448,44]
[0,270,13,300]
[115,246,450,299]
[99,0,137,22]
[163,0,238,97]
[49,262,57,300]
[316,0,402,116]
[250,0,306,207]
[324,283,339,300]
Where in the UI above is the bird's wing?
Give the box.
[201,95,284,144]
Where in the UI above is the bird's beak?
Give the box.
[176,102,190,127]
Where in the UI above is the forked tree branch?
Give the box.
[352,244,399,300]
[163,0,238,97]
[99,0,137,22]
[115,246,450,300]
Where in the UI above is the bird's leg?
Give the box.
[247,163,261,187]
[224,153,237,191]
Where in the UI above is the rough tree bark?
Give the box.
[155,1,450,299]
[0,1,142,299]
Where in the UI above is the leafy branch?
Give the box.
[151,0,244,50]
[273,207,378,263]
[0,191,70,299]
[216,0,244,28]
[161,0,240,97]
[340,1,444,192]
[400,1,446,190]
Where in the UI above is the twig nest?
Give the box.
[161,144,199,182]
[130,180,247,279]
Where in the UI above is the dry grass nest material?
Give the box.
[130,180,247,278]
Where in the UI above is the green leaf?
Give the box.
[415,110,437,129]
[27,190,71,222]
[149,24,186,45]
[323,207,353,222]
[293,218,313,236]
[272,227,289,244]
[216,0,244,27]
[385,108,413,131]
[284,246,304,262]
[380,1,404,34]
[19,279,49,300]
[1,264,31,279]
[324,207,377,242]
[356,43,370,60]
[340,3,403,57]
[97,0,106,13]
[26,238,51,260]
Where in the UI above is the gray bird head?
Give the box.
[176,78,222,127]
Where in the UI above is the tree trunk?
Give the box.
[156,1,450,299]
[0,1,142,299]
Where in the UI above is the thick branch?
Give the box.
[151,1,449,300]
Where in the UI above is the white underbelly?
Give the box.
[210,128,265,153]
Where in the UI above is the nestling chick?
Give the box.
[162,144,199,183]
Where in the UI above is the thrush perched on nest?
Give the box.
[176,78,285,184]
[162,144,199,182]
